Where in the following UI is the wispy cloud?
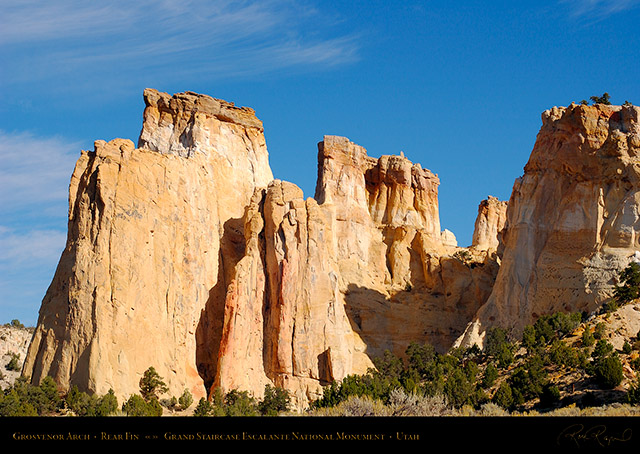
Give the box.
[0,0,360,87]
[0,130,78,323]
[560,0,640,18]
[0,226,67,265]
[0,130,79,214]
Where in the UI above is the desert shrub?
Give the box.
[482,363,499,388]
[5,352,21,372]
[96,389,119,416]
[549,340,580,369]
[223,389,259,416]
[594,354,624,389]
[614,262,640,303]
[387,388,452,416]
[477,402,510,416]
[492,382,515,410]
[178,389,193,411]
[582,328,595,347]
[594,322,607,339]
[623,341,632,355]
[339,395,386,416]
[122,394,162,416]
[628,378,640,404]
[258,384,290,416]
[590,92,612,105]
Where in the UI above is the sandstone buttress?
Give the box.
[457,102,640,348]
[22,89,510,409]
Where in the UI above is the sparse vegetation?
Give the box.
[2,269,640,418]
[5,352,21,372]
[590,92,612,105]
[309,301,640,416]
[614,262,640,305]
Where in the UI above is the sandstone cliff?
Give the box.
[457,102,640,348]
[215,137,501,406]
[22,89,502,409]
[23,89,273,402]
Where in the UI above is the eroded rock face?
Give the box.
[23,90,502,410]
[457,103,640,348]
[23,89,273,403]
[471,196,507,252]
[215,136,500,408]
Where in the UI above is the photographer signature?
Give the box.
[558,424,632,447]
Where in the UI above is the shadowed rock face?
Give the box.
[457,103,640,349]
[214,136,500,408]
[23,89,502,409]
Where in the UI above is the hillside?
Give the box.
[0,322,33,390]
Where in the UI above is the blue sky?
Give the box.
[1,0,639,326]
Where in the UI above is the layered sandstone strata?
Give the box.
[457,102,640,348]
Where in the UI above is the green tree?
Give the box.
[122,394,162,416]
[582,328,595,347]
[595,355,623,389]
[492,382,514,410]
[443,367,476,408]
[9,319,25,329]
[193,397,215,416]
[539,384,560,408]
[628,377,640,404]
[96,389,119,416]
[5,352,21,371]
[482,363,499,389]
[223,389,258,416]
[590,92,611,105]
[258,384,291,416]
[178,389,193,411]
[139,367,168,402]
[614,262,640,304]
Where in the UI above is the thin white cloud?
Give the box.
[0,227,66,265]
[0,0,360,85]
[0,130,76,322]
[560,0,640,17]
[0,131,79,212]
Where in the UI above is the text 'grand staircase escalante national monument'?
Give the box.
[22,89,640,410]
